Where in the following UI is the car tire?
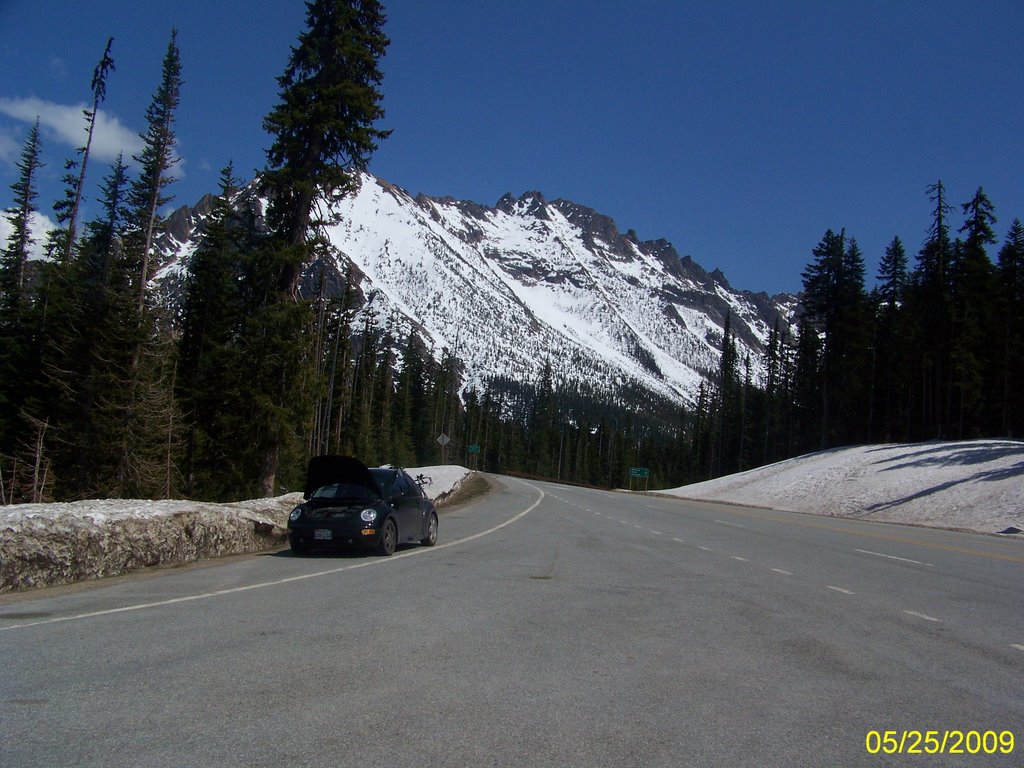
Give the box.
[420,512,438,547]
[377,518,397,556]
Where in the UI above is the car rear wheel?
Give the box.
[420,512,438,547]
[377,518,397,556]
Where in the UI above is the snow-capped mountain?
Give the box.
[157,171,796,406]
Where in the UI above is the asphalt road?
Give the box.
[1,475,1022,767]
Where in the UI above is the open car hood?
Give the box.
[303,455,381,501]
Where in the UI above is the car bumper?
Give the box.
[288,521,382,549]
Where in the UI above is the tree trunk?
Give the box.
[258,439,279,498]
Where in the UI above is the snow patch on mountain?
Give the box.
[153,171,795,406]
[315,173,793,404]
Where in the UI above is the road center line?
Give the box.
[0,481,547,633]
[855,548,933,567]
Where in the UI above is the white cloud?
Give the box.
[0,130,19,165]
[0,96,143,164]
[0,210,58,262]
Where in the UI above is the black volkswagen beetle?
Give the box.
[287,455,439,556]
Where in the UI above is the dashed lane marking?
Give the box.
[771,568,794,576]
[826,586,855,595]
[903,610,941,622]
[714,519,745,528]
[730,556,748,562]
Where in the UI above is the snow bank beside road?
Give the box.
[0,465,471,593]
[662,440,1024,536]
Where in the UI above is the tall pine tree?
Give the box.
[250,0,391,494]
[0,120,44,467]
[56,37,116,262]
[128,29,181,312]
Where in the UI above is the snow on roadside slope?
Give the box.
[662,440,1024,535]
[0,465,471,593]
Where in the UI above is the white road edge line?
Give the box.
[903,610,941,622]
[0,481,547,633]
[771,568,794,576]
[826,585,855,595]
[855,548,933,567]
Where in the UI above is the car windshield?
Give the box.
[311,482,378,501]
[369,468,396,496]
[311,469,395,500]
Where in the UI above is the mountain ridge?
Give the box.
[155,171,797,407]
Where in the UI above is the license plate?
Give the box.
[314,529,332,541]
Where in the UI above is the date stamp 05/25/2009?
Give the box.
[865,730,1017,756]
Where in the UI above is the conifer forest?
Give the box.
[2,1,1022,505]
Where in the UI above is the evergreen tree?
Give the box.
[529,359,556,475]
[249,0,390,494]
[908,181,955,439]
[949,187,997,436]
[41,155,167,499]
[995,219,1024,436]
[873,236,910,442]
[1,119,43,309]
[176,164,257,498]
[799,229,872,448]
[877,235,908,310]
[0,120,44,462]
[128,29,181,312]
[57,37,116,261]
[262,0,391,292]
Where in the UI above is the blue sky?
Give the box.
[1,0,1021,295]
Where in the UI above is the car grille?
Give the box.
[306,505,361,520]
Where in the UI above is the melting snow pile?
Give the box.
[664,440,1024,536]
[0,465,470,593]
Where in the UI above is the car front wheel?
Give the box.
[377,518,397,556]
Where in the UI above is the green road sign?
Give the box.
[629,467,649,478]
[467,444,481,454]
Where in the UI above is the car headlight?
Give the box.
[288,507,303,522]
[360,508,378,523]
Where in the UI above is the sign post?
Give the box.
[436,433,450,464]
[629,466,650,492]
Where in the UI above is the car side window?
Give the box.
[392,474,410,499]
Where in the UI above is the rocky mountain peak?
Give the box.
[155,171,794,407]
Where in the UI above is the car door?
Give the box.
[391,473,420,543]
